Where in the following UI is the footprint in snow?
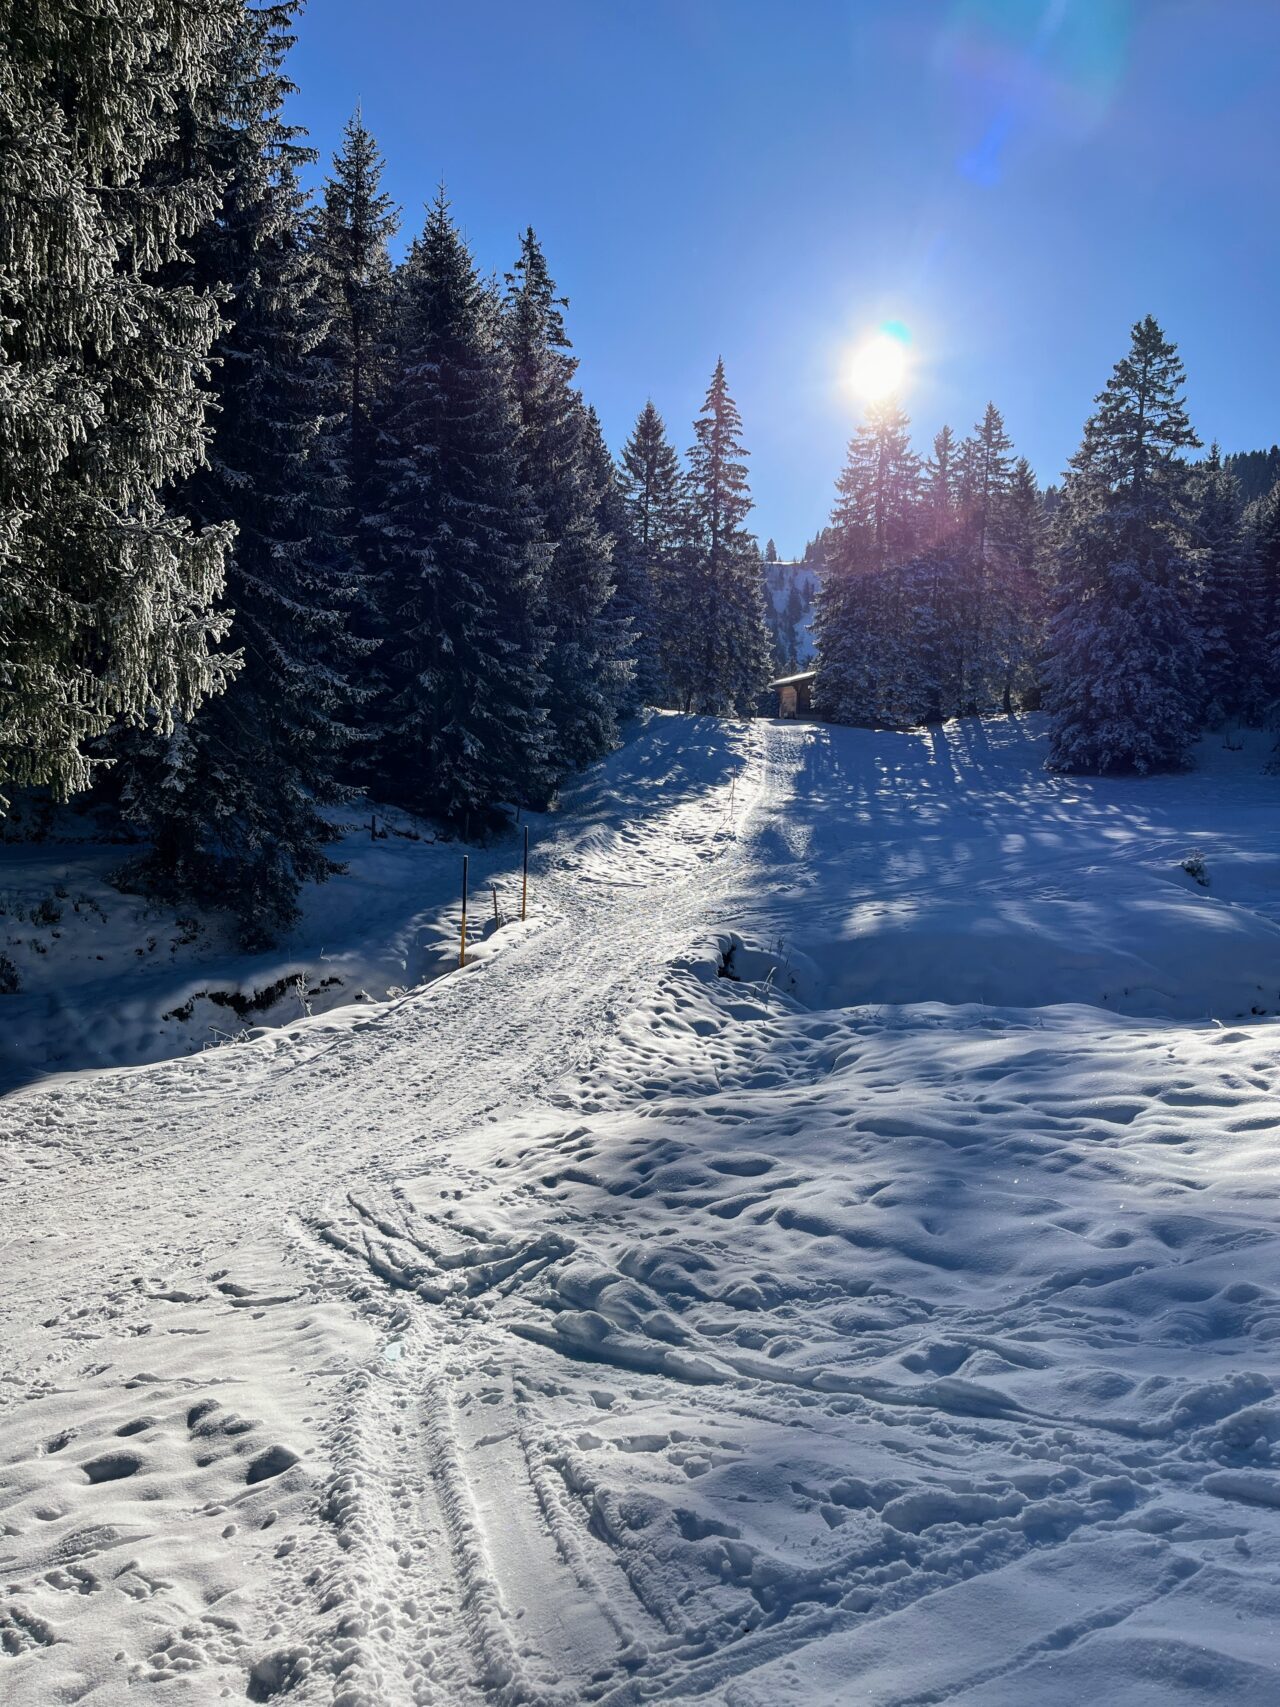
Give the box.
[83,1450,143,1485]
[245,1445,301,1485]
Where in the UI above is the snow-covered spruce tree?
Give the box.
[682,360,771,715]
[1194,447,1261,726]
[882,549,959,726]
[922,425,960,549]
[1044,315,1203,774]
[1000,456,1051,708]
[373,192,549,822]
[620,399,688,706]
[813,399,922,725]
[581,405,656,716]
[622,402,686,554]
[1253,482,1280,726]
[505,230,626,773]
[784,582,806,668]
[0,0,240,804]
[953,402,1016,713]
[116,1,368,946]
[311,108,398,629]
[958,403,1015,561]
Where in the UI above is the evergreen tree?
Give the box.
[0,0,240,803]
[1194,447,1260,725]
[917,425,966,714]
[923,425,959,548]
[312,107,399,611]
[621,402,686,554]
[833,398,921,569]
[1044,316,1202,774]
[1004,458,1048,573]
[764,537,778,563]
[897,549,965,725]
[999,456,1050,709]
[959,403,1015,559]
[581,405,654,715]
[952,403,1016,712]
[505,229,624,772]
[116,0,366,946]
[682,359,771,714]
[782,581,805,670]
[1253,482,1280,725]
[620,400,687,703]
[374,192,549,822]
[813,399,921,724]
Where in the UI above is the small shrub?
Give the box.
[31,895,63,926]
[0,953,19,994]
[1181,850,1209,887]
[172,915,200,948]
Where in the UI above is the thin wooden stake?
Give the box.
[521,824,529,921]
[459,854,469,967]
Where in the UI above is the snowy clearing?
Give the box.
[3,713,1280,1705]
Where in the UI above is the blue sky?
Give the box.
[286,0,1280,556]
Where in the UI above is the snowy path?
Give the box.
[4,716,1280,1704]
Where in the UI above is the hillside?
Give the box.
[762,560,821,670]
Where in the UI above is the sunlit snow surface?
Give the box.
[3,714,1280,1704]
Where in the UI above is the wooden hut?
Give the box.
[768,669,816,719]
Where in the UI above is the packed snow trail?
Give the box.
[4,714,1280,1705]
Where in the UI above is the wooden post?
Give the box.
[521,824,529,921]
[459,854,469,967]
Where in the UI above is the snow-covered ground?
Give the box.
[0,792,553,1090]
[3,713,1280,1704]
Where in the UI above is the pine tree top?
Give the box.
[830,398,920,569]
[1073,315,1200,500]
[620,401,684,551]
[688,358,752,545]
[506,227,572,359]
[320,108,400,257]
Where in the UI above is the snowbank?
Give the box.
[0,712,747,1088]
[0,804,531,1088]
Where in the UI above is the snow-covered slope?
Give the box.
[3,715,1280,1704]
[762,561,820,667]
[0,795,552,1088]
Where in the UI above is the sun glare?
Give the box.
[849,326,910,403]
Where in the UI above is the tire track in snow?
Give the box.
[0,720,771,1703]
[268,722,775,1704]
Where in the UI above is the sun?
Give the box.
[848,325,910,403]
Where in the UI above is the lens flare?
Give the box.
[848,324,911,402]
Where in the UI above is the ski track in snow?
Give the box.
[3,714,1280,1704]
